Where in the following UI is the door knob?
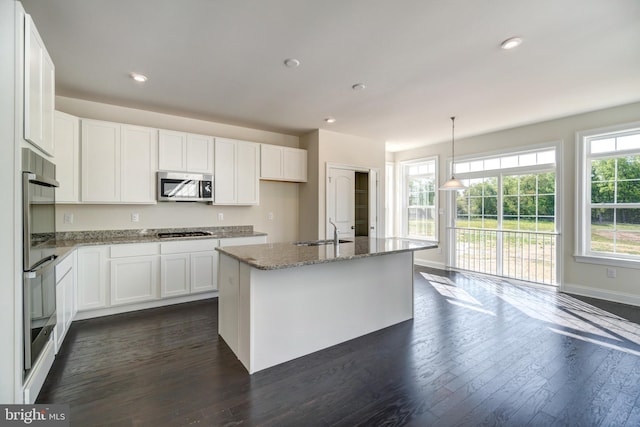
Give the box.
[350,226,355,229]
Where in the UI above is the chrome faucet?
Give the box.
[329,219,339,246]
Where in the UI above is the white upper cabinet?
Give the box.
[81,119,121,202]
[81,119,158,203]
[214,138,259,205]
[186,133,214,173]
[282,147,307,182]
[24,14,55,156]
[54,111,80,203]
[260,144,307,182]
[121,125,158,203]
[158,129,213,173]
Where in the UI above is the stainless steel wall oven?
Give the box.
[22,148,59,376]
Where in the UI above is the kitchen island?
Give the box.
[216,237,437,374]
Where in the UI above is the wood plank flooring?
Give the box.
[37,267,640,426]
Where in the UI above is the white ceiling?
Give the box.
[20,0,640,151]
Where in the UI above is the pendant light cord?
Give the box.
[451,116,456,177]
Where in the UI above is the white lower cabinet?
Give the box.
[77,246,109,311]
[74,235,264,319]
[55,252,76,353]
[191,250,218,293]
[161,254,190,297]
[110,243,160,306]
[160,239,219,296]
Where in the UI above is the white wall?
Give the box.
[299,129,386,240]
[55,97,301,243]
[1,0,18,403]
[393,101,640,305]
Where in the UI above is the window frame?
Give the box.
[576,121,640,268]
[399,157,438,241]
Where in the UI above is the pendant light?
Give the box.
[439,116,467,191]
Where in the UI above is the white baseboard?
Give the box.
[413,258,446,270]
[562,282,640,307]
[75,291,216,321]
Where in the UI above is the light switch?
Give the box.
[267,212,274,220]
[131,213,140,222]
[63,213,74,224]
[218,213,224,221]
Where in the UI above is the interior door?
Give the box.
[327,168,355,239]
[369,169,378,239]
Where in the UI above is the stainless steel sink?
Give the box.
[158,231,213,238]
[293,239,352,246]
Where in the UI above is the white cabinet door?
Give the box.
[237,140,260,204]
[191,250,218,292]
[283,147,307,182]
[24,14,55,156]
[186,134,213,173]
[77,246,109,311]
[260,144,283,179]
[260,144,307,182]
[158,129,187,171]
[54,111,80,203]
[218,253,240,354]
[160,254,190,297]
[121,125,158,203]
[214,138,236,204]
[214,138,259,205]
[81,119,121,202]
[110,257,159,306]
[159,130,213,173]
[55,253,75,353]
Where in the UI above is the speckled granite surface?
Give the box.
[45,226,266,262]
[216,237,438,270]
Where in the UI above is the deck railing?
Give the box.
[449,227,559,285]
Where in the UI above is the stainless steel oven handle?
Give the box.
[26,172,60,188]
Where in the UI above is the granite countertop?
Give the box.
[216,236,438,270]
[43,226,266,263]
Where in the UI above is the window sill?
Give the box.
[574,254,640,269]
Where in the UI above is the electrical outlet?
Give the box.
[131,213,140,223]
[267,212,274,220]
[606,268,616,279]
[63,213,74,224]
[218,213,224,221]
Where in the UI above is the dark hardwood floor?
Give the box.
[37,267,640,426]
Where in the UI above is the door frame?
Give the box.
[325,162,380,240]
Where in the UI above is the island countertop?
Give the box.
[215,236,438,270]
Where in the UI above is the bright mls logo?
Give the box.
[0,405,69,426]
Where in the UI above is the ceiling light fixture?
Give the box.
[324,117,336,124]
[352,83,366,91]
[439,116,467,191]
[284,58,301,68]
[500,37,523,50]
[130,72,148,82]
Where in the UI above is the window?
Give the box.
[401,158,437,240]
[577,123,640,264]
[450,145,559,285]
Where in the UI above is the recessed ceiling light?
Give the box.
[130,72,148,82]
[352,83,366,91]
[284,58,301,68]
[324,117,336,124]
[500,37,523,50]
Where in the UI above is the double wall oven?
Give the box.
[22,148,59,376]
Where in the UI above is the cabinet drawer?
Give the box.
[110,243,159,258]
[161,239,218,254]
[55,253,74,279]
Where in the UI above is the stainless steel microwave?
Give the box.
[157,171,213,202]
